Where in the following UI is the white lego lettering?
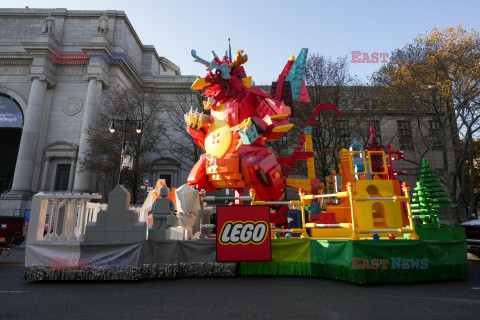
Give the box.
[240,223,254,242]
[219,221,268,244]
[230,223,242,243]
[252,223,267,243]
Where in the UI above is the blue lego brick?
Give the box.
[310,202,321,215]
[239,124,259,145]
[285,48,308,101]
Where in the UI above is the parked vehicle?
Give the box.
[461,219,480,253]
[0,216,25,255]
[44,223,54,236]
[44,213,54,236]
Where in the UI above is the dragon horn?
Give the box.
[228,38,232,62]
[191,49,217,71]
[228,49,248,69]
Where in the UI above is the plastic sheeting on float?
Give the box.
[25,239,217,268]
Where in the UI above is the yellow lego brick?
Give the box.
[272,124,294,133]
[269,114,289,120]
[285,178,312,193]
[191,77,211,90]
[305,134,313,152]
[242,76,252,89]
[307,158,315,180]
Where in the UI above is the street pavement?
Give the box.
[1,247,479,320]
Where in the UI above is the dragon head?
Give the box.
[190,49,252,109]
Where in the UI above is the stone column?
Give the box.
[73,77,103,192]
[68,157,76,191]
[11,77,48,193]
[40,157,51,191]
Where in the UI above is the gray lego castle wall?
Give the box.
[84,185,146,242]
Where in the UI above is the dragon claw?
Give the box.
[185,106,210,129]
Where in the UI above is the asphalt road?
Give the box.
[1,247,479,320]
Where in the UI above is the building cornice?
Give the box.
[0,53,32,65]
[143,45,180,75]
[1,8,185,87]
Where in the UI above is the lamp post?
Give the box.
[109,113,142,185]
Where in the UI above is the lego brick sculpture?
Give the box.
[411,158,456,227]
[148,185,179,240]
[84,185,146,242]
[150,185,176,229]
[174,184,200,239]
[185,47,307,201]
[349,138,369,179]
[365,125,385,175]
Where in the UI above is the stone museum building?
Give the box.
[0,8,195,214]
[0,8,456,217]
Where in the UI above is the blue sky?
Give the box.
[5,0,479,84]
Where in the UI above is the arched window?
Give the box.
[0,94,23,128]
[0,94,23,193]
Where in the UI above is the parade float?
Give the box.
[24,46,467,284]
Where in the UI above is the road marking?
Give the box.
[0,291,31,293]
[0,264,24,267]
[472,287,480,290]
[390,294,480,304]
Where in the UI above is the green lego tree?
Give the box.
[411,158,456,228]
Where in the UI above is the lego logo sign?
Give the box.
[220,221,268,244]
[216,205,271,261]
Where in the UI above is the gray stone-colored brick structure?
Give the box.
[84,185,146,242]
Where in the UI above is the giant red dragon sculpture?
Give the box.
[185,48,302,201]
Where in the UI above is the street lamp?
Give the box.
[109,121,116,133]
[109,113,143,185]
[136,121,142,133]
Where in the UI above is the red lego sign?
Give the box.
[216,205,271,262]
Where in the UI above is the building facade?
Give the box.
[0,8,195,214]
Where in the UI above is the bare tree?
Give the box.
[267,53,386,182]
[157,90,205,174]
[292,53,376,179]
[79,87,163,203]
[372,25,480,219]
